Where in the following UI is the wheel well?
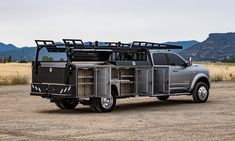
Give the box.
[111,85,118,96]
[196,77,210,89]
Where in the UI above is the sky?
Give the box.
[0,0,235,47]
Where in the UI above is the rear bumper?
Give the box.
[30,83,76,98]
[30,92,74,98]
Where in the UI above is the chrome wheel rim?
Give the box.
[101,95,113,109]
[198,86,208,100]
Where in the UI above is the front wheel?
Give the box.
[55,99,78,110]
[191,82,209,103]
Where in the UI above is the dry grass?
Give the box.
[0,62,234,85]
[0,63,31,85]
[196,62,235,81]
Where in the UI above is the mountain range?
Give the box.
[0,32,234,61]
[180,32,235,61]
[0,40,198,61]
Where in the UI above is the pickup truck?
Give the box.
[30,39,210,112]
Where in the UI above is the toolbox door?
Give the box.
[136,68,152,95]
[153,67,170,95]
[95,67,111,98]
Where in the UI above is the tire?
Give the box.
[90,106,98,112]
[191,82,209,103]
[89,98,98,112]
[157,96,169,101]
[92,90,116,112]
[55,99,78,110]
[55,102,64,109]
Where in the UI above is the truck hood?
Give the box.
[191,63,209,77]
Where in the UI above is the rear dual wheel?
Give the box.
[157,96,169,101]
[90,91,116,112]
[55,99,78,110]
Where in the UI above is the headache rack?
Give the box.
[34,39,183,62]
[35,40,65,52]
[131,41,182,49]
[35,39,182,51]
[62,39,132,48]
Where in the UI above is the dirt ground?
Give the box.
[0,81,234,141]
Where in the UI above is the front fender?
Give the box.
[189,73,210,91]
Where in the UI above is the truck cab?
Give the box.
[150,51,210,93]
[30,39,210,112]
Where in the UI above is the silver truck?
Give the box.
[30,39,210,112]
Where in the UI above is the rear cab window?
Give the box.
[153,53,168,65]
[152,52,186,66]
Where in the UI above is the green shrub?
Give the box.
[11,75,29,85]
[230,74,235,81]
[0,75,29,85]
[211,74,223,82]
[0,76,10,85]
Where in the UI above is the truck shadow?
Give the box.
[114,99,194,112]
[38,99,207,114]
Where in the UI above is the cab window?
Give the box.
[167,53,185,66]
[153,53,168,65]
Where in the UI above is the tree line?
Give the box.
[0,55,27,63]
[0,55,64,63]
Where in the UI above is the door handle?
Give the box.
[173,70,178,72]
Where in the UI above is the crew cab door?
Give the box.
[152,53,170,95]
[166,53,193,92]
[152,52,193,93]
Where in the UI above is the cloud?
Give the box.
[0,0,235,46]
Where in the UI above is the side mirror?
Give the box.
[188,57,192,66]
